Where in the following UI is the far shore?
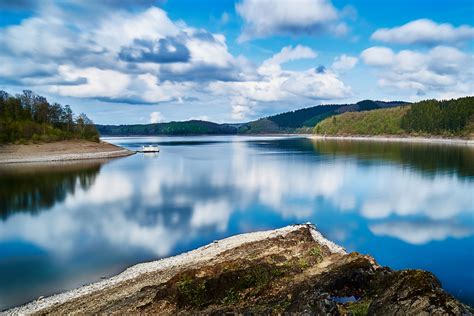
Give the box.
[0,139,135,164]
[2,134,471,165]
[309,135,474,146]
[100,133,474,146]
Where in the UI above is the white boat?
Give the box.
[139,145,160,153]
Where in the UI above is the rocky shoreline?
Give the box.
[5,224,472,315]
[0,140,135,164]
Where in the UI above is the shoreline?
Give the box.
[0,140,135,164]
[308,135,474,146]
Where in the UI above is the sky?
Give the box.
[0,0,473,124]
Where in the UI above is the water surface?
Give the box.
[0,136,473,309]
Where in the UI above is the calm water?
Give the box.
[0,136,473,310]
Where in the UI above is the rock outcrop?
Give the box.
[6,224,472,315]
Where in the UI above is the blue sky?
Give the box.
[0,0,473,124]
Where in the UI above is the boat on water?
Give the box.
[139,145,160,153]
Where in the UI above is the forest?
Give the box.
[314,97,473,137]
[238,100,408,133]
[401,97,474,135]
[0,90,99,143]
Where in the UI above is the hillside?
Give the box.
[314,106,409,136]
[238,100,408,134]
[314,97,474,137]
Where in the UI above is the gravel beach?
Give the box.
[0,140,135,164]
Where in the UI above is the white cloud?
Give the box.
[331,54,358,73]
[51,66,131,99]
[0,14,82,59]
[231,96,255,120]
[236,0,346,41]
[150,111,164,123]
[209,45,352,116]
[360,47,394,66]
[259,44,317,75]
[360,45,474,97]
[371,19,474,45]
[92,7,179,54]
[263,45,317,66]
[0,5,248,103]
[281,68,352,99]
[0,3,354,121]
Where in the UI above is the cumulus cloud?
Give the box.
[331,54,358,73]
[210,45,352,119]
[281,69,352,99]
[236,0,348,41]
[51,66,131,99]
[0,2,354,120]
[371,19,474,45]
[360,45,474,97]
[360,47,394,66]
[0,5,251,104]
[119,37,191,63]
[231,96,255,120]
[150,111,164,123]
[259,44,318,75]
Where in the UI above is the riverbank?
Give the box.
[309,135,474,146]
[0,140,135,164]
[6,224,471,314]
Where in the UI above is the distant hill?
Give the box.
[96,120,237,136]
[96,100,409,136]
[314,97,474,137]
[238,100,409,134]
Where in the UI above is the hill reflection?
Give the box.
[248,137,474,178]
[312,139,474,177]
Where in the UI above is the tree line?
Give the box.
[401,97,474,135]
[0,90,99,143]
[314,96,474,137]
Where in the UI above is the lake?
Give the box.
[0,136,473,310]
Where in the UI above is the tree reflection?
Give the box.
[0,160,104,220]
[247,137,474,178]
[304,139,473,178]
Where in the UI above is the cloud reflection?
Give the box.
[0,138,473,261]
[370,220,473,245]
